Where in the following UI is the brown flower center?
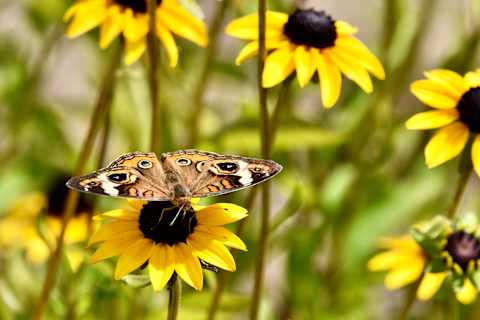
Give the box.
[138,202,197,245]
[283,9,337,49]
[445,231,480,270]
[457,87,480,133]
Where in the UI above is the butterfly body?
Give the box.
[67,150,282,207]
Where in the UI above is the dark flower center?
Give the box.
[445,231,480,270]
[283,9,337,49]
[47,175,93,218]
[457,87,480,133]
[138,202,197,245]
[113,0,162,13]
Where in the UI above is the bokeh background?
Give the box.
[2,0,480,319]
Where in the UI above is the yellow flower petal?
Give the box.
[25,238,50,265]
[425,122,469,168]
[173,243,203,290]
[156,20,178,67]
[196,203,248,226]
[188,233,236,271]
[262,47,295,88]
[314,50,342,108]
[384,260,424,290]
[65,247,86,273]
[65,0,108,38]
[89,220,139,245]
[100,209,139,220]
[417,272,446,300]
[456,278,478,304]
[127,199,146,211]
[225,11,288,40]
[149,244,175,291]
[326,48,373,93]
[368,250,423,271]
[114,238,154,279]
[294,46,316,88]
[160,0,208,47]
[235,40,289,65]
[464,70,480,88]
[424,69,468,99]
[90,231,143,263]
[411,80,459,109]
[124,37,147,65]
[334,37,385,80]
[100,5,125,48]
[64,215,89,244]
[123,10,149,42]
[472,135,480,176]
[405,109,459,130]
[335,20,358,36]
[195,225,247,251]
[377,236,420,250]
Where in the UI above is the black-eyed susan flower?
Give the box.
[407,69,480,175]
[368,215,480,304]
[225,8,385,108]
[0,175,93,271]
[64,0,208,66]
[89,200,247,291]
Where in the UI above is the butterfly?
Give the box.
[66,150,282,208]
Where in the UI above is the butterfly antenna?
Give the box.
[150,207,167,231]
[169,205,185,226]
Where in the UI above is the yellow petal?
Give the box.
[65,247,85,273]
[424,69,468,99]
[384,260,424,290]
[235,40,289,65]
[335,20,358,36]
[417,272,446,300]
[425,122,469,168]
[124,37,147,65]
[195,225,247,251]
[368,250,423,271]
[100,5,125,48]
[314,50,342,108]
[405,109,459,130]
[123,10,149,42]
[149,244,175,291]
[64,215,89,244]
[173,243,203,290]
[456,278,478,304]
[225,11,288,40]
[160,0,208,47]
[90,231,143,263]
[411,80,459,109]
[377,236,420,250]
[89,220,139,245]
[262,47,295,88]
[326,48,373,93]
[127,199,146,211]
[188,233,236,271]
[464,70,480,88]
[100,209,139,220]
[294,46,316,88]
[114,238,154,279]
[334,37,385,79]
[25,238,51,265]
[65,0,107,38]
[156,20,178,67]
[195,203,248,226]
[472,135,480,176]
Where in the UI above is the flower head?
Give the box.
[368,214,480,304]
[0,175,92,270]
[226,8,385,108]
[90,200,248,291]
[64,0,208,66]
[407,69,480,174]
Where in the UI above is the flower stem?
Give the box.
[397,279,421,320]
[250,1,269,319]
[32,46,121,320]
[167,275,182,320]
[147,0,161,152]
[447,165,472,219]
[187,0,229,147]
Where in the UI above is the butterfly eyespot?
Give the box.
[107,173,129,183]
[253,167,263,173]
[217,162,238,172]
[87,181,100,187]
[176,158,192,166]
[138,160,153,169]
[196,161,206,172]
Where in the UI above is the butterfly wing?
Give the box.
[67,152,171,200]
[160,150,282,198]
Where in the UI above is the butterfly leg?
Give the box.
[169,204,185,226]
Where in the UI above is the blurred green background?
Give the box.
[2,0,480,319]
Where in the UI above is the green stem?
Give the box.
[147,0,161,152]
[167,276,181,320]
[187,0,229,147]
[397,280,421,320]
[447,166,472,219]
[32,46,121,320]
